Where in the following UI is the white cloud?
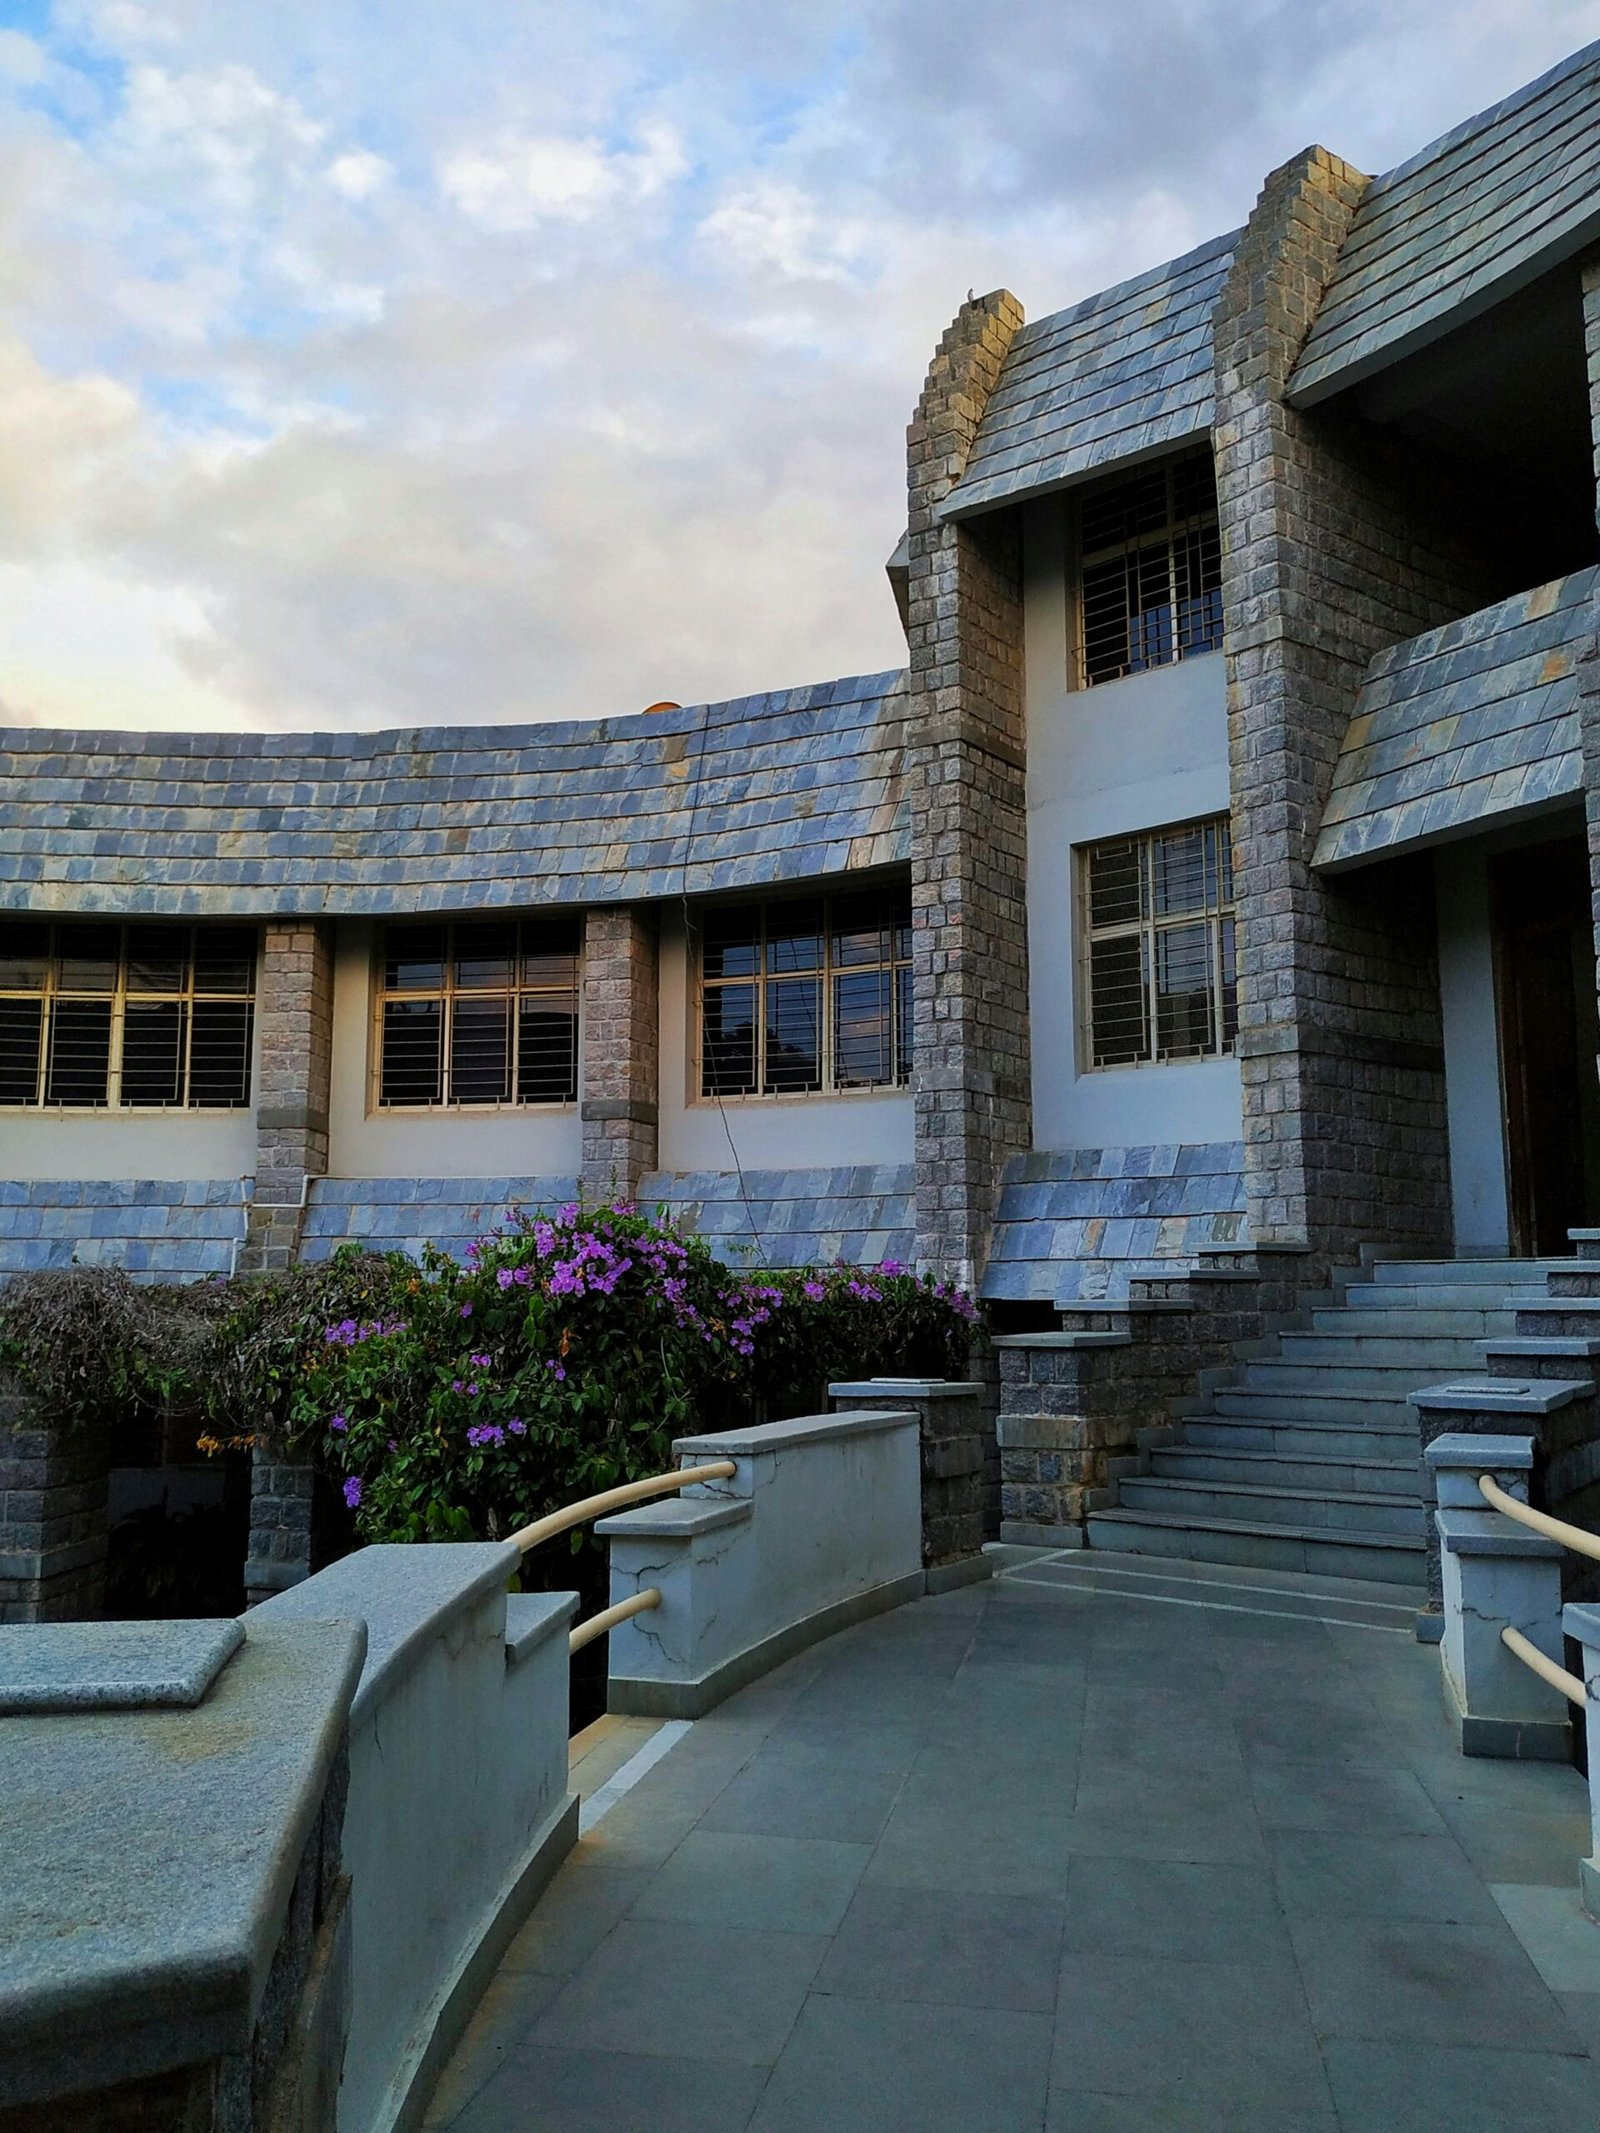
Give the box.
[698,179,876,284]
[438,120,685,232]
[327,148,394,200]
[0,339,143,555]
[0,32,47,84]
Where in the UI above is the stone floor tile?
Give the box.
[1248,1758,1450,1835]
[700,1743,911,1844]
[449,2046,770,2133]
[1051,1953,1331,2112]
[629,1829,871,1936]
[897,1740,1078,1820]
[1266,1828,1503,1925]
[1555,1987,1600,2052]
[1046,2091,1336,2132]
[1061,1799,1268,1868]
[1489,1880,1600,1993]
[1290,1912,1585,2051]
[498,1864,653,1975]
[749,1993,1053,2133]
[815,1881,1067,2013]
[423,1972,561,2127]
[1321,2036,1600,2131]
[530,1918,828,2065]
[1231,1699,1401,1767]
[865,1797,1076,1899]
[1412,1749,1589,1816]
[1432,1798,1594,1887]
[1060,1854,1293,1964]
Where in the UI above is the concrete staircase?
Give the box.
[1087,1256,1568,1585]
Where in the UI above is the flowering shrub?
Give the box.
[279,1202,977,1548]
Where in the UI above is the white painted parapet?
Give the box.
[598,1408,925,1718]
[258,1545,579,2133]
[1426,1432,1570,1761]
[1560,1603,1600,1919]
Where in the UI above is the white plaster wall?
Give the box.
[1022,496,1243,1152]
[1435,843,1511,1251]
[656,908,913,1172]
[2,1005,260,1182]
[326,919,583,1180]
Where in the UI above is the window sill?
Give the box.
[689,1086,911,1109]
[370,1102,579,1117]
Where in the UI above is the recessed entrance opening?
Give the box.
[1492,836,1600,1255]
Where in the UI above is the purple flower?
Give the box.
[329,1413,347,1434]
[497,1267,515,1290]
[880,1258,905,1277]
[508,1417,527,1436]
[803,1280,826,1302]
[470,1352,492,1368]
[546,1360,567,1382]
[343,1476,363,1510]
[460,1302,473,1319]
[466,1423,506,1449]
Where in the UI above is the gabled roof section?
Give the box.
[1291,42,1600,405]
[938,232,1238,521]
[0,671,910,917]
[1312,571,1595,872]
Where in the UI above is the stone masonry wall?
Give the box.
[244,1450,316,1605]
[1577,258,1600,1024]
[0,1373,109,1622]
[242,921,335,1274]
[905,291,1032,1291]
[581,904,660,1205]
[1215,146,1503,1258]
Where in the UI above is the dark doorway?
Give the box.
[1493,837,1600,1255]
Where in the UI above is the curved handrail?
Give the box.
[1477,1474,1600,1565]
[509,1461,737,1554]
[569,1587,660,1655]
[1500,1624,1585,1707]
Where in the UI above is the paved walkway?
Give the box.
[425,1551,1600,2132]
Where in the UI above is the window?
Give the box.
[1080,818,1237,1067]
[1078,452,1223,687]
[699,887,912,1098]
[377,917,579,1107]
[0,920,256,1109]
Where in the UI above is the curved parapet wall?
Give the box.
[0,670,909,917]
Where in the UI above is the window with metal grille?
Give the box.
[698,887,912,1099]
[0,920,256,1109]
[1080,818,1237,1068]
[377,917,579,1107]
[1077,452,1223,687]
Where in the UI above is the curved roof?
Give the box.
[1291,41,1600,404]
[0,671,910,917]
[940,232,1237,520]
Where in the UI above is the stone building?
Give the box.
[6,44,1600,1584]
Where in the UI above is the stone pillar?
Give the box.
[1575,259,1600,1033]
[1560,1602,1600,1918]
[242,920,335,1273]
[828,1377,993,1587]
[1214,147,1496,1259]
[1428,1431,1570,1762]
[0,1374,109,1623]
[580,905,659,1205]
[904,291,1031,1291]
[244,1446,316,1604]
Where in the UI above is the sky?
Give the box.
[0,1,1597,736]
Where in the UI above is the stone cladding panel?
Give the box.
[581,905,659,1204]
[244,1451,316,1605]
[1579,258,1600,1022]
[0,1374,109,1623]
[1215,146,1502,1258]
[905,291,1032,1291]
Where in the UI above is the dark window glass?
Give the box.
[385,924,446,992]
[701,905,759,981]
[767,900,822,975]
[0,997,43,1104]
[518,994,579,1103]
[1082,817,1235,1069]
[0,922,50,990]
[57,924,119,993]
[1079,453,1222,688]
[895,963,914,1084]
[381,997,443,1104]
[764,976,822,1094]
[190,1001,254,1106]
[45,998,113,1104]
[121,1000,187,1105]
[834,968,892,1087]
[1088,935,1149,1068]
[1088,838,1144,929]
[520,918,580,988]
[454,921,517,993]
[125,926,187,995]
[450,995,513,1103]
[193,928,257,995]
[704,980,757,1095]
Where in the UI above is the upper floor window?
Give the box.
[0,920,256,1109]
[378,917,579,1107]
[1080,817,1237,1068]
[699,887,912,1099]
[1078,452,1223,687]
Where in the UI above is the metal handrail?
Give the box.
[1501,1624,1585,1707]
[1477,1474,1600,1565]
[570,1587,661,1655]
[510,1459,738,1653]
[509,1461,737,1554]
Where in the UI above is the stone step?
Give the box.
[1307,1307,1518,1337]
[1274,1332,1493,1367]
[1339,1282,1530,1310]
[1116,1473,1424,1538]
[1151,1444,1419,1495]
[1547,1271,1600,1297]
[1209,1388,1414,1426]
[1230,1360,1456,1397]
[1180,1414,1416,1460]
[1369,1257,1576,1286]
[1516,1298,1600,1332]
[1086,1506,1426,1586]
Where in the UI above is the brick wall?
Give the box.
[0,1374,109,1622]
[243,921,335,1272]
[1578,259,1600,1025]
[581,905,659,1204]
[905,291,1032,1290]
[1215,147,1502,1258]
